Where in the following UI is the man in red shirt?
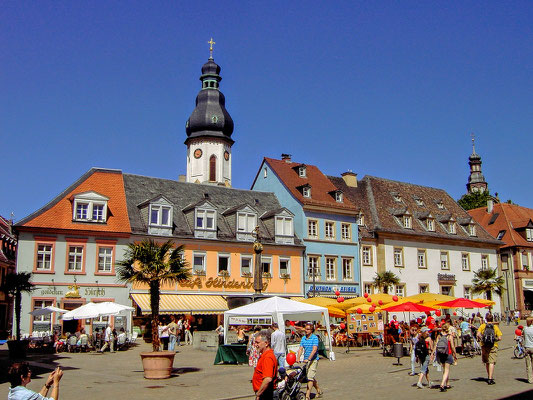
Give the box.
[252,329,278,400]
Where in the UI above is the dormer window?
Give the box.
[298,166,307,178]
[335,192,343,203]
[150,204,172,227]
[72,192,109,223]
[276,216,293,237]
[237,212,257,233]
[437,201,445,210]
[392,193,402,202]
[196,208,216,230]
[468,224,476,237]
[302,186,311,198]
[448,221,456,234]
[356,213,365,226]
[403,215,412,228]
[414,197,424,206]
[426,218,435,232]
[526,228,533,242]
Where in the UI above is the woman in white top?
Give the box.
[158,320,170,350]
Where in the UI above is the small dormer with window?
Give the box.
[448,218,457,234]
[274,209,294,245]
[236,206,257,242]
[402,212,412,229]
[468,223,476,236]
[514,220,533,242]
[72,191,109,223]
[148,197,173,236]
[298,184,312,198]
[294,164,307,178]
[190,201,217,239]
[426,216,435,232]
[391,192,402,203]
[436,200,445,210]
[413,196,425,206]
[329,189,343,203]
[356,212,365,226]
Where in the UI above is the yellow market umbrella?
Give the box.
[406,293,456,303]
[472,298,496,306]
[335,296,367,310]
[337,293,402,311]
[293,297,346,318]
[421,300,453,309]
[346,303,382,314]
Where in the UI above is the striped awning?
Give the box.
[130,294,228,315]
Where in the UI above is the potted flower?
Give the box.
[262,272,272,279]
[280,273,291,280]
[117,239,190,379]
[242,272,253,278]
[1,272,34,359]
[219,270,230,279]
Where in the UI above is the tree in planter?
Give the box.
[372,271,400,294]
[117,239,190,352]
[472,267,505,305]
[1,272,34,341]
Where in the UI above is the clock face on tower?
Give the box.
[194,149,203,159]
[224,151,230,161]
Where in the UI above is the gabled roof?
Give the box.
[259,158,357,212]
[16,168,131,234]
[330,175,500,245]
[469,203,533,248]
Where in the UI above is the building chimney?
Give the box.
[341,171,358,187]
[178,174,186,182]
[487,199,494,214]
[281,153,292,163]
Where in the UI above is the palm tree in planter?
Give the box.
[472,267,505,308]
[372,271,400,294]
[1,272,34,358]
[117,239,190,379]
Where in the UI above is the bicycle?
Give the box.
[514,337,525,359]
[471,335,482,356]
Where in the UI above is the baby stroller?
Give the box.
[275,363,308,400]
[461,333,475,357]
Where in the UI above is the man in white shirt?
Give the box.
[100,323,114,353]
[271,322,286,367]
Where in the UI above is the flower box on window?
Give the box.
[193,270,206,276]
[241,272,253,278]
[262,272,272,279]
[218,270,230,278]
[280,273,291,280]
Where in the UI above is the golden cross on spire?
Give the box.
[208,37,216,58]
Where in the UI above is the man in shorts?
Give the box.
[477,313,502,385]
[297,323,323,399]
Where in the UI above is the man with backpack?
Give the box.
[477,313,502,385]
[415,327,434,389]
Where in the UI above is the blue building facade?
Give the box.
[252,156,361,298]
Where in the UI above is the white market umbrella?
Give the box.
[94,302,134,315]
[62,302,101,320]
[29,306,68,317]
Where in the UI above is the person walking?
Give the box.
[248,326,262,368]
[176,316,184,346]
[8,363,63,400]
[158,319,169,350]
[435,323,457,392]
[184,319,193,345]
[523,317,533,384]
[415,327,434,389]
[168,315,178,352]
[100,323,114,353]
[458,317,471,354]
[296,323,323,400]
[251,329,278,400]
[477,313,502,385]
[271,322,286,368]
[408,325,419,376]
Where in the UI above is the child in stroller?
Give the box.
[275,363,308,400]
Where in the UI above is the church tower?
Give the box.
[185,39,234,186]
[466,134,488,194]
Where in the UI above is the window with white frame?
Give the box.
[461,253,470,271]
[68,246,83,271]
[363,283,373,295]
[417,250,426,269]
[440,251,449,270]
[362,246,372,265]
[464,286,472,299]
[403,215,412,228]
[275,216,293,236]
[307,256,320,277]
[526,228,533,241]
[196,209,216,230]
[279,258,290,276]
[325,221,335,240]
[481,255,489,270]
[419,284,429,294]
[395,284,405,297]
[356,213,365,225]
[150,204,172,227]
[393,248,403,267]
[36,244,53,270]
[335,192,343,202]
[193,253,206,274]
[298,166,306,177]
[448,221,456,234]
[76,202,89,220]
[237,212,256,232]
[427,218,435,232]
[261,257,271,275]
[241,255,253,275]
[325,257,336,280]
[441,285,453,296]
[98,247,113,272]
[469,224,476,236]
[308,219,318,239]
[522,252,529,270]
[341,223,351,241]
[218,254,230,274]
[72,192,108,223]
[302,186,311,198]
[33,300,53,330]
[342,258,353,280]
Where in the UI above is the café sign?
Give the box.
[437,273,456,283]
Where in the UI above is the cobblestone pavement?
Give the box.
[1,324,532,399]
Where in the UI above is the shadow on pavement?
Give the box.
[514,378,529,384]
[172,367,202,375]
[498,388,533,400]
[470,377,488,383]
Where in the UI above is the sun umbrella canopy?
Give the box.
[405,293,456,303]
[29,306,67,316]
[62,302,134,320]
[346,304,382,314]
[381,301,436,312]
[472,298,496,306]
[434,298,490,309]
[293,297,346,318]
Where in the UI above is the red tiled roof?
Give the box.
[469,203,533,248]
[263,157,357,211]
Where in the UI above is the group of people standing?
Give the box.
[409,312,502,391]
[157,315,192,351]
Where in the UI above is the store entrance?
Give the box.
[523,289,533,312]
[62,301,83,335]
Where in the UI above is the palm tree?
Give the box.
[116,239,190,352]
[471,267,505,303]
[372,271,400,294]
[1,272,34,341]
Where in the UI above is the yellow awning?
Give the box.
[131,293,228,315]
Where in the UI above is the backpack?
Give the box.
[415,338,428,360]
[482,323,496,347]
[436,334,449,355]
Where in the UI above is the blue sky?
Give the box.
[2,1,532,221]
